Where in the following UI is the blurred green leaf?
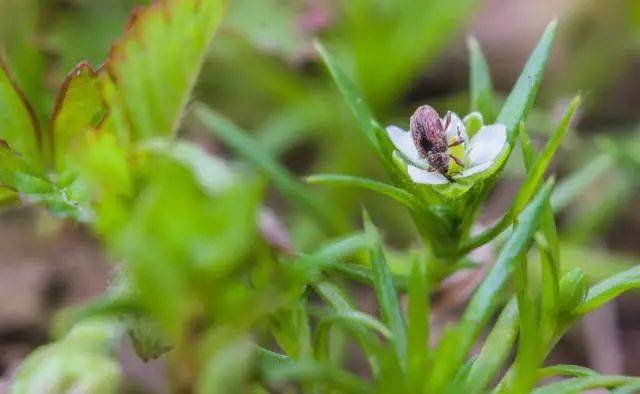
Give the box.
[263,358,371,393]
[340,0,478,107]
[551,153,614,212]
[195,103,348,235]
[12,319,122,394]
[197,338,255,393]
[225,0,308,61]
[0,0,48,120]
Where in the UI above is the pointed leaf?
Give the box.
[573,266,640,316]
[430,180,553,392]
[363,211,407,373]
[407,254,429,391]
[307,174,418,209]
[532,375,638,394]
[468,36,496,121]
[498,20,557,144]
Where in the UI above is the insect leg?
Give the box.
[448,126,465,147]
[449,154,466,168]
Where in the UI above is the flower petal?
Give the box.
[408,165,449,185]
[386,125,421,165]
[443,112,469,144]
[466,124,507,165]
[460,161,493,177]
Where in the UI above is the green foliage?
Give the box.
[2,0,639,392]
[12,319,122,394]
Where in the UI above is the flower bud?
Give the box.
[558,268,589,314]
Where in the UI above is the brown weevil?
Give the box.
[410,105,466,182]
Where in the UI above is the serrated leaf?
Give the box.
[105,0,228,140]
[0,61,40,163]
[51,62,106,173]
[498,20,556,145]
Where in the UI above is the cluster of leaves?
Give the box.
[1,0,640,393]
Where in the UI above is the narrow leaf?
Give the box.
[363,211,407,373]
[307,174,418,209]
[314,281,381,377]
[532,375,638,394]
[457,299,518,394]
[538,364,600,379]
[407,254,429,391]
[430,181,553,392]
[512,96,581,214]
[467,36,496,121]
[573,266,640,316]
[458,95,578,255]
[314,41,378,150]
[498,19,557,144]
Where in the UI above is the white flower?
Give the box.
[386,111,507,185]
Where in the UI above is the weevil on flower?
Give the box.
[387,106,507,185]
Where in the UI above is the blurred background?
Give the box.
[0,0,639,392]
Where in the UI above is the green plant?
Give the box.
[2,1,639,393]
